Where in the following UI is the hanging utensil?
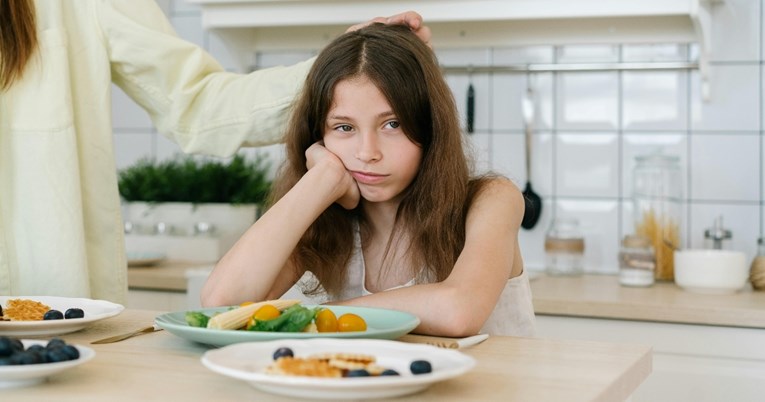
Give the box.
[466,79,475,134]
[521,79,542,230]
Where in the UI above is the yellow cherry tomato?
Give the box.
[253,304,281,321]
[315,309,338,333]
[337,313,367,332]
[245,304,281,330]
[239,301,254,307]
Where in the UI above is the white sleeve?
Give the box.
[97,0,313,156]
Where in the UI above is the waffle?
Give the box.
[2,298,51,321]
[310,352,376,365]
[265,352,381,378]
[265,357,342,378]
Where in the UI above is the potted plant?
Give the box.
[118,153,272,261]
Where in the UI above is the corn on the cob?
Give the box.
[207,299,302,330]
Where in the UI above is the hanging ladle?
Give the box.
[521,80,542,230]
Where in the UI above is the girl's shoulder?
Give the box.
[467,176,524,225]
[470,176,523,206]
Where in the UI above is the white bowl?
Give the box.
[674,249,748,294]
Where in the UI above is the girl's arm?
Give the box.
[200,146,357,306]
[332,178,525,337]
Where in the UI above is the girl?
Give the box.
[201,23,535,337]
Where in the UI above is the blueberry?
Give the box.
[60,345,80,360]
[45,349,71,363]
[272,347,294,360]
[43,310,64,320]
[410,360,432,375]
[345,369,370,377]
[46,338,66,349]
[380,369,400,376]
[0,337,18,357]
[12,350,44,365]
[64,308,85,319]
[27,344,45,354]
[9,338,23,353]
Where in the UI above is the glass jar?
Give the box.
[619,235,655,287]
[545,217,585,276]
[632,154,682,281]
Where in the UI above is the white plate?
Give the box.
[0,296,124,337]
[202,338,476,400]
[0,340,95,388]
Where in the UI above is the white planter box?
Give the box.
[123,202,258,262]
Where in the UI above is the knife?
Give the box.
[91,324,163,344]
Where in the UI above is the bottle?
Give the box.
[545,217,585,276]
[704,216,732,250]
[632,154,682,281]
[619,235,655,287]
[750,237,765,291]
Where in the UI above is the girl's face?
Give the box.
[323,76,423,205]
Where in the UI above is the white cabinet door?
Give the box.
[536,315,765,402]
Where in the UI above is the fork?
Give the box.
[399,333,489,349]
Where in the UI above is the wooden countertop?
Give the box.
[128,261,213,292]
[531,274,765,329]
[129,263,765,329]
[5,309,651,401]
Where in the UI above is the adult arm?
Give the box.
[97,2,429,156]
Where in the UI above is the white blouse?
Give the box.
[0,0,312,302]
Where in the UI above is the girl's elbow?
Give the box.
[436,303,485,337]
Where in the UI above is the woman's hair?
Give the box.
[0,0,38,90]
[271,23,491,296]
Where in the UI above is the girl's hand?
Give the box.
[305,142,360,209]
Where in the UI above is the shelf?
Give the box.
[189,0,722,100]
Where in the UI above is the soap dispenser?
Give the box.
[704,216,732,250]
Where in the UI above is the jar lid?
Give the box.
[545,237,585,253]
[622,235,651,249]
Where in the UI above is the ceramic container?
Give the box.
[674,249,748,294]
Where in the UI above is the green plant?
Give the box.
[118,154,272,204]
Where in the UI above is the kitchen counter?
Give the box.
[531,273,765,329]
[129,262,765,329]
[5,309,651,401]
[128,261,213,292]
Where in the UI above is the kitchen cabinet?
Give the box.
[531,274,765,402]
[536,316,765,402]
[127,261,213,311]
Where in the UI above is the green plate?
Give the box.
[155,305,420,347]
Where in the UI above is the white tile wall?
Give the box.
[557,72,619,130]
[689,134,760,202]
[112,0,765,273]
[690,65,760,131]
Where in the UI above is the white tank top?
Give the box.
[282,225,537,337]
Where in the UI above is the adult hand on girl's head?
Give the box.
[305,142,360,210]
[346,11,431,47]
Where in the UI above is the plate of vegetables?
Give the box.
[0,296,124,337]
[154,300,420,347]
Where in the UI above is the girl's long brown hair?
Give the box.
[270,23,491,296]
[0,0,37,90]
